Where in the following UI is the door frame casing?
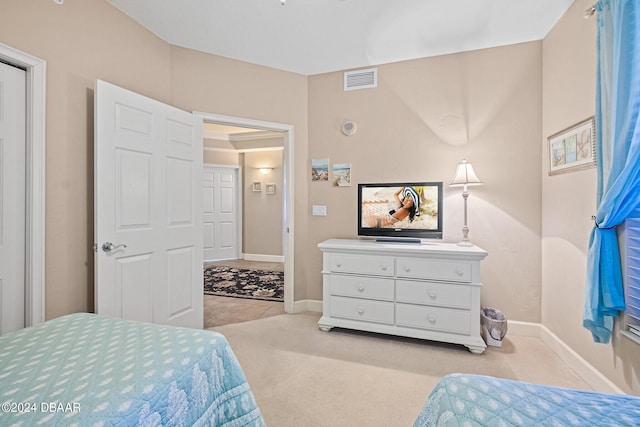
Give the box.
[0,43,46,327]
[195,112,294,314]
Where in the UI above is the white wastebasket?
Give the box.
[480,307,508,347]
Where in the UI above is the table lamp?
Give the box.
[450,159,482,247]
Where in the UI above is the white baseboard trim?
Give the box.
[506,320,542,338]
[539,325,624,394]
[244,253,284,263]
[509,320,624,394]
[292,299,323,314]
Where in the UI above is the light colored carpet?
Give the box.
[204,295,284,328]
[212,312,590,427]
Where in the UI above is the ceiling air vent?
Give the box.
[344,68,377,91]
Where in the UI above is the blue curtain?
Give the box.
[584,0,640,343]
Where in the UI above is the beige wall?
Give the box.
[307,42,543,313]
[243,150,284,256]
[203,138,240,165]
[203,149,239,166]
[542,0,639,394]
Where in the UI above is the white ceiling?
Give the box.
[106,0,575,76]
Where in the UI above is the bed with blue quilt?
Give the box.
[0,313,265,426]
[414,373,640,427]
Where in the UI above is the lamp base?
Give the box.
[457,239,474,247]
[458,224,474,247]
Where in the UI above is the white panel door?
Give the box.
[0,62,26,335]
[95,80,203,329]
[203,165,238,261]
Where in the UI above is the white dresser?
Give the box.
[317,239,488,353]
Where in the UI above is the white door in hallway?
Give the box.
[94,80,204,329]
[203,165,239,261]
[0,62,26,335]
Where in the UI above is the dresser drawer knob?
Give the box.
[357,306,365,315]
[403,265,411,272]
[428,314,437,324]
[380,264,387,271]
[336,262,342,268]
[455,268,464,276]
[428,290,437,299]
[357,284,365,292]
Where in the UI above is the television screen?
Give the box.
[357,182,443,241]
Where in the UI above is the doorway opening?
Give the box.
[195,112,294,317]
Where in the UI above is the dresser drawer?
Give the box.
[331,275,394,301]
[396,303,471,334]
[330,296,394,325]
[396,258,471,283]
[396,280,471,309]
[330,254,394,276]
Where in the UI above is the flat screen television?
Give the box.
[357,182,443,242]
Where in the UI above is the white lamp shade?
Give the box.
[450,159,482,187]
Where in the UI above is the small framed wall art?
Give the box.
[252,182,262,192]
[333,163,351,186]
[265,183,276,195]
[548,117,596,175]
[311,158,329,181]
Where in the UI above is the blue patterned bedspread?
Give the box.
[0,313,265,426]
[414,373,640,427]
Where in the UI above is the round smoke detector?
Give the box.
[341,120,357,136]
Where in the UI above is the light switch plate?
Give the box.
[312,205,327,216]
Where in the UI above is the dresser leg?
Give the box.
[318,324,333,332]
[466,345,486,354]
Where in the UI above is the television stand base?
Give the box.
[375,237,421,244]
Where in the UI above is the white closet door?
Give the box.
[203,165,238,261]
[0,62,26,335]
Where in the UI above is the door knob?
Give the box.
[102,242,127,252]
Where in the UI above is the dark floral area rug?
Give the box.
[204,265,284,301]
